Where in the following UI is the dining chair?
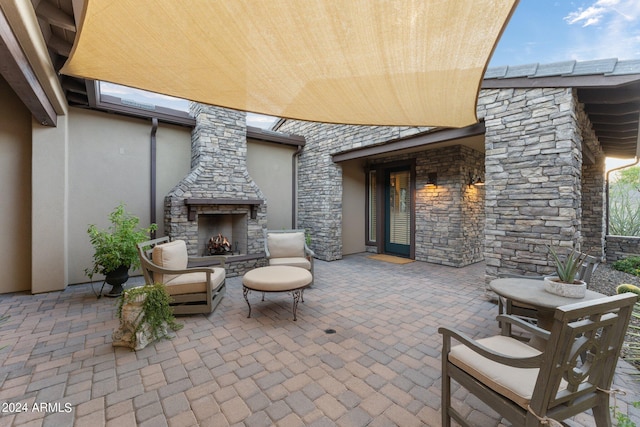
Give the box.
[440,292,636,427]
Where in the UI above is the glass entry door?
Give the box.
[384,168,411,257]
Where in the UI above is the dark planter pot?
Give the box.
[104,264,130,297]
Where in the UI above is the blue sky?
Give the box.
[489,0,640,67]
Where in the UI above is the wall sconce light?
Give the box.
[468,173,485,187]
[426,172,437,188]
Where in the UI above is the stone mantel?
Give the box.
[184,198,263,220]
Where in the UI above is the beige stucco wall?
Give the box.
[342,160,366,255]
[246,139,296,229]
[67,108,191,284]
[32,114,69,293]
[0,78,33,293]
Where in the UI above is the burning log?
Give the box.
[208,233,232,255]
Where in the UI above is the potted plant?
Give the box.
[85,204,157,297]
[543,245,588,298]
[112,283,183,350]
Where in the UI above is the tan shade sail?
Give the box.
[61,0,518,127]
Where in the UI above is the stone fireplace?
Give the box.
[164,103,267,276]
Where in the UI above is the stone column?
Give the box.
[577,105,606,259]
[164,103,267,264]
[482,88,583,280]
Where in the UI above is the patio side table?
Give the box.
[489,278,606,349]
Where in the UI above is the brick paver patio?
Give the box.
[0,253,638,426]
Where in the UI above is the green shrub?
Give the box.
[609,167,640,237]
[612,257,640,277]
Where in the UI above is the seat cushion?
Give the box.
[267,232,305,258]
[164,268,225,296]
[152,240,188,283]
[243,266,312,291]
[268,257,311,270]
[449,335,553,409]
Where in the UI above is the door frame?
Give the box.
[368,160,416,259]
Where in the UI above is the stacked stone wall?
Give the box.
[479,88,584,279]
[577,101,606,259]
[276,121,431,261]
[277,119,485,265]
[280,87,606,272]
[606,236,640,263]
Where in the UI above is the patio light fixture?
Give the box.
[468,173,484,187]
[426,173,438,188]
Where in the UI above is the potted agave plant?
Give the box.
[85,204,156,297]
[543,245,588,298]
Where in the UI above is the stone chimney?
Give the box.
[164,103,267,274]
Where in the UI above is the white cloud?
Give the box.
[564,4,608,27]
[563,0,640,60]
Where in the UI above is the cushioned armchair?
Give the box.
[137,237,226,315]
[263,229,315,278]
[440,293,636,427]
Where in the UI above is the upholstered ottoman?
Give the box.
[242,266,312,321]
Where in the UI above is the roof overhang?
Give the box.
[247,126,305,147]
[0,0,68,126]
[332,121,485,163]
[482,61,640,159]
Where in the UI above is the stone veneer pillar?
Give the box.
[577,104,606,258]
[481,88,584,279]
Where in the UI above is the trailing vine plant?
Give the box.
[116,283,183,347]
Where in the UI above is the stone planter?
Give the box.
[543,276,587,299]
[112,296,168,351]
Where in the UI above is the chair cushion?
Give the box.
[243,266,312,291]
[152,240,188,283]
[268,257,311,270]
[449,335,556,409]
[267,232,305,258]
[164,268,225,296]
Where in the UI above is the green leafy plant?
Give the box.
[613,257,640,278]
[116,283,183,347]
[547,246,588,283]
[85,204,157,279]
[614,405,638,427]
[609,166,640,237]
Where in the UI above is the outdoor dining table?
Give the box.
[489,278,607,348]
